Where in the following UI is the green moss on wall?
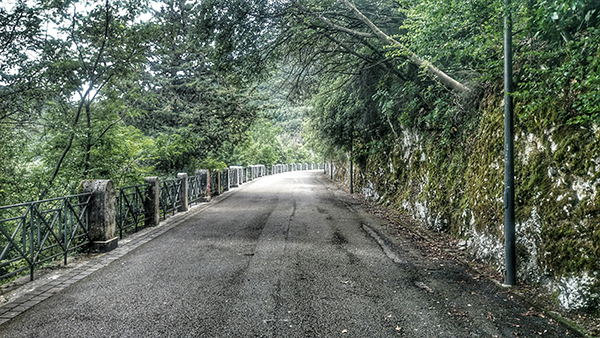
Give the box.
[463,96,504,238]
[331,87,600,310]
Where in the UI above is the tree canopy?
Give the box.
[1,0,599,202]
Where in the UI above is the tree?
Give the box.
[341,0,469,92]
[126,0,280,174]
[0,0,46,125]
[36,0,150,197]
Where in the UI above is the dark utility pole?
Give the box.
[504,0,516,286]
[350,158,354,194]
[350,133,354,194]
[330,159,333,180]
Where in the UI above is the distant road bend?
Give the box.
[0,171,579,337]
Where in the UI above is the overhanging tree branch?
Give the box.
[341,0,470,93]
[298,3,374,39]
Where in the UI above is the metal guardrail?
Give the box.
[0,163,322,282]
[159,178,183,219]
[188,175,201,205]
[116,183,150,239]
[0,194,92,281]
[188,172,209,205]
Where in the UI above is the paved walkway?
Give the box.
[0,181,239,326]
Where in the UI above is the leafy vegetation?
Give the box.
[2,0,600,310]
[0,0,305,204]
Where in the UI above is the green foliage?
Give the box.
[122,0,267,174]
[41,97,155,195]
[397,0,503,78]
[228,119,283,166]
[0,126,41,205]
[0,0,283,202]
[528,0,600,43]
[294,0,600,295]
[199,158,227,171]
[543,221,598,275]
[516,27,600,126]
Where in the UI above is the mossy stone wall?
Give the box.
[334,92,600,311]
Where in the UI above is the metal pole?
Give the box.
[504,0,516,286]
[350,129,354,194]
[350,138,354,194]
[330,159,333,180]
[350,158,354,194]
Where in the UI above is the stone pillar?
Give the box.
[196,169,211,202]
[215,169,223,195]
[177,173,189,212]
[229,167,238,188]
[144,177,160,227]
[80,180,118,252]
[222,169,230,192]
[211,169,220,196]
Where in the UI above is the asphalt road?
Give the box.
[0,171,579,337]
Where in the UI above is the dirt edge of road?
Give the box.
[327,175,600,337]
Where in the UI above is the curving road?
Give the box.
[0,171,578,337]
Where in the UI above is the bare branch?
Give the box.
[93,117,123,146]
[41,82,95,199]
[71,6,90,76]
[312,10,374,38]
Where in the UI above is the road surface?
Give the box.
[0,171,578,337]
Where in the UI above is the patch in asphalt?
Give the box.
[361,223,407,264]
